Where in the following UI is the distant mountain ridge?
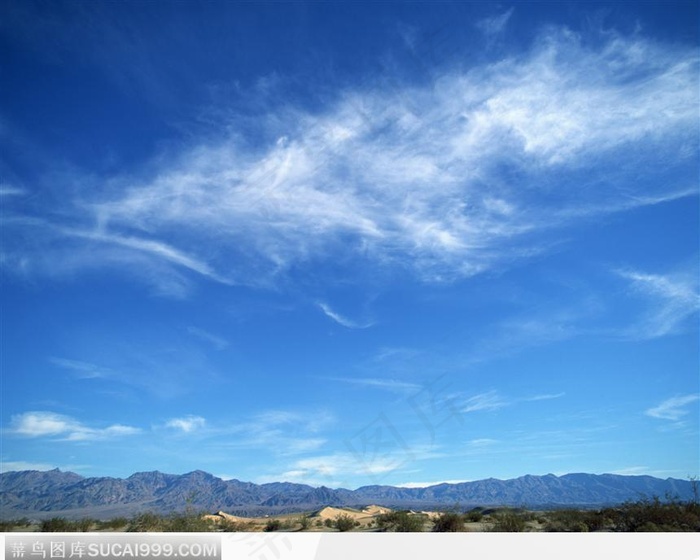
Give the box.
[0,469,694,519]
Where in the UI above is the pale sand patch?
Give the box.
[203,511,256,524]
[362,505,392,515]
[313,506,371,521]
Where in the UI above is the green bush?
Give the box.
[610,496,700,532]
[40,517,96,532]
[544,509,593,532]
[333,514,356,532]
[376,511,425,532]
[39,517,78,533]
[0,518,31,531]
[540,495,700,533]
[127,513,166,532]
[432,512,466,532]
[264,519,282,532]
[167,512,215,532]
[465,509,483,522]
[490,511,526,532]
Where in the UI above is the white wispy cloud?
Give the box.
[11,412,81,437]
[0,461,57,473]
[525,392,566,402]
[476,8,514,37]
[0,185,26,197]
[325,377,422,392]
[619,267,700,338]
[469,438,499,447]
[65,424,139,442]
[267,451,414,487]
[645,394,699,421]
[217,409,334,457]
[608,466,652,476]
[396,479,471,488]
[165,415,207,433]
[186,327,229,350]
[462,391,509,413]
[63,228,232,286]
[256,441,444,487]
[50,357,112,379]
[317,303,374,329]
[10,411,141,441]
[4,27,694,293]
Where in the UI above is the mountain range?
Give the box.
[0,469,694,519]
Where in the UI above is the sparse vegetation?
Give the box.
[127,511,215,532]
[604,495,700,532]
[127,512,167,532]
[376,510,425,532]
[7,491,697,533]
[96,517,129,530]
[465,508,483,522]
[544,509,600,532]
[0,517,31,531]
[432,511,466,532]
[333,513,357,532]
[263,519,282,532]
[167,511,215,532]
[40,517,96,532]
[220,519,255,532]
[490,510,527,532]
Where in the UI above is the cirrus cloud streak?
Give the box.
[2,27,697,292]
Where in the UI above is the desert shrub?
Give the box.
[465,509,483,522]
[127,512,166,532]
[546,508,613,532]
[544,509,592,532]
[376,511,425,532]
[432,512,466,532]
[0,518,31,531]
[220,520,255,532]
[40,517,82,532]
[264,519,282,532]
[167,512,215,532]
[333,514,356,532]
[490,511,526,532]
[39,517,93,532]
[96,517,129,530]
[611,496,700,532]
[541,496,700,533]
[298,515,311,530]
[323,518,334,528]
[75,518,96,531]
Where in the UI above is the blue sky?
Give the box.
[1,1,698,490]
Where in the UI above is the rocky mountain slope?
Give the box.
[0,469,694,519]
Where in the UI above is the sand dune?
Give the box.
[361,505,392,515]
[203,511,250,524]
[313,506,371,521]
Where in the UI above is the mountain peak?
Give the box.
[1,470,694,518]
